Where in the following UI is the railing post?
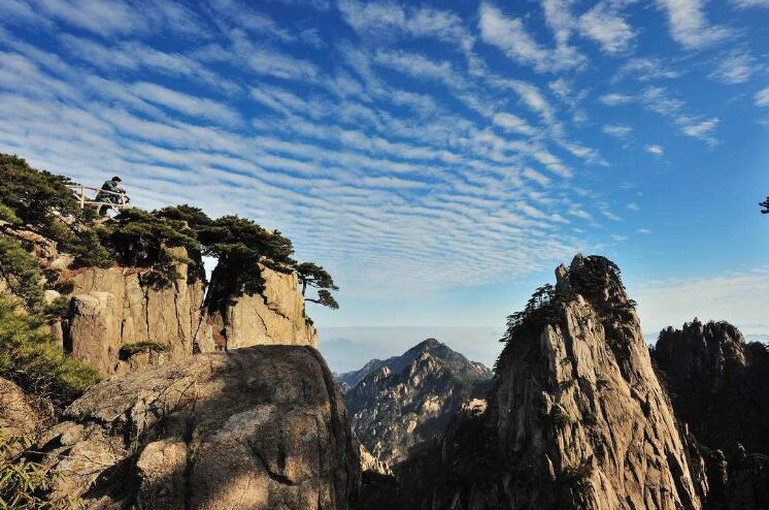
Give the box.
[79,186,85,209]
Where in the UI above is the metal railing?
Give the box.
[68,184,128,212]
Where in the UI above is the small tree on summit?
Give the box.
[296,262,339,309]
[761,196,769,215]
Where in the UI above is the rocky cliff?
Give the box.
[206,262,318,351]
[396,255,704,510]
[653,320,769,510]
[653,319,769,454]
[38,345,360,510]
[345,339,492,468]
[1,221,318,376]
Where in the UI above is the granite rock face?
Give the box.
[39,345,360,510]
[653,319,769,453]
[344,339,492,468]
[2,220,319,375]
[206,263,318,351]
[63,247,210,375]
[399,256,703,510]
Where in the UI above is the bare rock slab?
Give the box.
[39,345,360,510]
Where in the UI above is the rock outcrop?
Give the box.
[38,345,360,510]
[337,338,490,390]
[653,320,769,510]
[0,378,50,441]
[1,220,319,375]
[206,263,318,351]
[345,339,492,468]
[63,248,209,375]
[653,319,769,454]
[398,255,704,510]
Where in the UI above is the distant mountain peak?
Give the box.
[336,338,489,390]
[344,338,493,467]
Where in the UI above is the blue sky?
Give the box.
[1,0,767,370]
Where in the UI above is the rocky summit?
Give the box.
[344,339,492,468]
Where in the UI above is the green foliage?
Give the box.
[0,236,44,309]
[99,208,200,288]
[66,228,114,269]
[0,154,80,230]
[296,262,340,309]
[551,408,572,427]
[0,204,20,224]
[42,297,71,321]
[559,464,592,490]
[0,155,339,310]
[0,298,100,409]
[155,204,213,231]
[200,215,297,309]
[595,378,611,390]
[0,433,84,510]
[119,341,170,358]
[0,154,114,270]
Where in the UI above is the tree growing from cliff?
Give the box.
[197,215,297,310]
[100,208,201,288]
[296,262,339,309]
[761,196,769,214]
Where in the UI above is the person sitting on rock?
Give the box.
[95,175,129,216]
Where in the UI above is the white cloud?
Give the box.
[615,58,680,82]
[578,3,635,54]
[602,207,622,221]
[569,207,593,220]
[710,51,755,84]
[522,167,552,186]
[338,0,469,46]
[374,50,460,90]
[478,3,583,73]
[755,87,769,107]
[603,124,633,139]
[493,112,537,136]
[680,117,719,140]
[655,0,731,49]
[646,145,664,155]
[729,0,769,7]
[636,228,652,234]
[248,48,319,81]
[598,92,633,105]
[131,82,242,126]
[627,202,640,211]
[612,234,628,241]
[637,267,769,335]
[491,78,555,122]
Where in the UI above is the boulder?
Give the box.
[39,345,360,510]
[0,378,48,440]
